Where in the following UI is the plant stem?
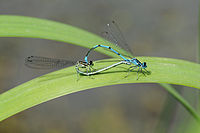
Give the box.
[160,83,200,124]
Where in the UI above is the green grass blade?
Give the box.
[0,15,129,57]
[160,83,200,123]
[0,57,200,121]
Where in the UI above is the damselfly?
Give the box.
[84,21,148,79]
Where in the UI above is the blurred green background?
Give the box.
[0,0,198,133]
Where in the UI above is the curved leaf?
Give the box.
[0,15,128,57]
[0,57,200,121]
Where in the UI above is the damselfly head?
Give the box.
[142,62,147,68]
[89,61,94,66]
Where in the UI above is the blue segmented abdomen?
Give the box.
[84,44,128,63]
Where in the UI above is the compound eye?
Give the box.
[143,62,147,67]
[89,61,93,65]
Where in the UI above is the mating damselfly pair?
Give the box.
[25,21,148,80]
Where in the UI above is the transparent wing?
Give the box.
[102,20,133,58]
[25,56,74,69]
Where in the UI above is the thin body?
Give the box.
[76,61,126,76]
[84,44,146,69]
